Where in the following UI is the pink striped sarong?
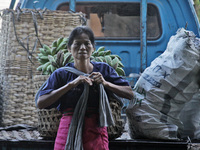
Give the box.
[54,111,109,150]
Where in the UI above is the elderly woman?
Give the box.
[37,26,134,150]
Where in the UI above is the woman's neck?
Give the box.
[74,60,93,74]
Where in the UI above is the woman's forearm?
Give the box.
[37,75,94,109]
[103,81,134,100]
[37,82,75,109]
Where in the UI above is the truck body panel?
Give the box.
[19,0,200,75]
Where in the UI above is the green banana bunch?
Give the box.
[37,39,125,76]
[63,52,74,66]
[92,46,125,76]
[37,37,72,75]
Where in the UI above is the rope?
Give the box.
[0,8,46,64]
[3,9,34,64]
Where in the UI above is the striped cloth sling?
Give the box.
[35,66,115,150]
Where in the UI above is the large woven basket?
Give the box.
[0,9,85,127]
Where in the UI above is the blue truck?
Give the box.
[15,0,200,76]
[1,0,200,149]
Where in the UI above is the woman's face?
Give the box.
[69,33,94,61]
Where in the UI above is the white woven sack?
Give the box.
[126,92,180,140]
[126,28,200,140]
[179,91,200,139]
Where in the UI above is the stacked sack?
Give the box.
[126,28,200,140]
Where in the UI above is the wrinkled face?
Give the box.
[69,33,94,61]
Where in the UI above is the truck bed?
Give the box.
[0,129,197,150]
[0,137,193,150]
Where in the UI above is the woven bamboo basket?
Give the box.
[0,9,85,127]
[107,98,124,140]
[34,75,62,138]
[37,108,62,139]
[37,102,124,140]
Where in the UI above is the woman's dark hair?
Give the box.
[67,26,95,49]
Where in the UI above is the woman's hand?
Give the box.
[89,72,134,100]
[72,75,93,87]
[89,72,107,86]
